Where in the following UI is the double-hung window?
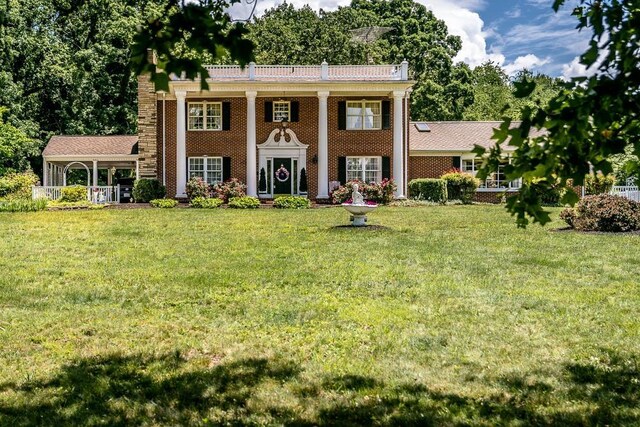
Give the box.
[188,102,222,131]
[346,157,381,183]
[188,157,223,186]
[273,101,290,122]
[346,101,381,130]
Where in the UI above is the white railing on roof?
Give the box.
[188,61,409,82]
[32,186,120,203]
[611,185,640,202]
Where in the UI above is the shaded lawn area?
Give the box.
[0,205,639,425]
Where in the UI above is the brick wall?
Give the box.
[157,95,399,199]
[408,156,456,180]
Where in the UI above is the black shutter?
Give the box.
[290,101,299,122]
[453,156,461,170]
[338,157,346,185]
[338,101,346,130]
[382,156,391,180]
[382,100,391,129]
[222,102,231,131]
[264,101,273,122]
[222,157,231,181]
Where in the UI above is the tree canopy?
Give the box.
[476,0,640,227]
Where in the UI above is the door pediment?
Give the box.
[258,128,308,149]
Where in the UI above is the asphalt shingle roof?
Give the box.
[43,135,138,156]
[409,121,544,152]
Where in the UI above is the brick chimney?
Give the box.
[137,50,158,179]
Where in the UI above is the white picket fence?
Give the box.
[610,185,640,202]
[32,186,120,203]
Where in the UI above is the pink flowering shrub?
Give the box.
[331,179,397,205]
[185,177,210,201]
[212,178,246,203]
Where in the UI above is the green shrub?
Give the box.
[408,179,447,203]
[186,177,210,200]
[561,194,640,232]
[0,170,39,199]
[440,171,479,203]
[60,185,87,202]
[585,173,615,195]
[228,196,260,209]
[0,197,47,212]
[213,178,246,203]
[190,197,223,209]
[273,196,311,209]
[133,179,166,203]
[149,198,178,208]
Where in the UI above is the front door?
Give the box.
[273,158,292,195]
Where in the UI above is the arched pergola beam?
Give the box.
[63,161,91,186]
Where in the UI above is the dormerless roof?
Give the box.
[43,135,138,156]
[409,121,545,153]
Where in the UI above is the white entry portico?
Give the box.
[257,127,308,197]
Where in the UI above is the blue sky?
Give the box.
[228,0,594,79]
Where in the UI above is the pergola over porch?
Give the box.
[42,135,139,187]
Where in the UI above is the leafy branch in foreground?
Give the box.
[130,0,254,91]
[475,0,640,227]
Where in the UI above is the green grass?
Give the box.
[0,205,638,425]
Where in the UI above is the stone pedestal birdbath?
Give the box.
[341,183,378,226]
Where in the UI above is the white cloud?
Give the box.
[503,54,550,75]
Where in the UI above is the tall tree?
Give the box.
[476,0,640,227]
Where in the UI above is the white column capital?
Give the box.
[392,90,405,99]
[317,91,330,99]
[245,91,258,99]
[175,90,187,99]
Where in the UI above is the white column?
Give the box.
[175,90,187,197]
[107,168,113,186]
[135,160,140,180]
[43,159,48,186]
[317,91,330,198]
[92,160,98,187]
[392,91,405,198]
[246,91,258,197]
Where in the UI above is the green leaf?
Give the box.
[513,79,536,98]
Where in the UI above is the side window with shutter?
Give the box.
[382,157,391,180]
[264,101,273,122]
[382,101,391,129]
[338,101,346,130]
[223,157,231,182]
[290,101,299,122]
[338,157,346,184]
[222,102,231,131]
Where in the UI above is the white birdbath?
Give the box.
[341,183,378,226]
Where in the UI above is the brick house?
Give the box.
[137,61,414,201]
[40,61,531,203]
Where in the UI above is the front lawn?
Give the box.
[0,205,638,425]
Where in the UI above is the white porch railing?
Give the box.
[32,186,120,203]
[190,62,409,82]
[611,185,640,202]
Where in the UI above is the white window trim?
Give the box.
[273,101,290,122]
[346,156,382,183]
[188,156,224,186]
[346,100,382,130]
[461,156,521,192]
[188,102,223,131]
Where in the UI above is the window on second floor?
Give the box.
[273,101,290,122]
[346,101,382,130]
[188,102,222,131]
